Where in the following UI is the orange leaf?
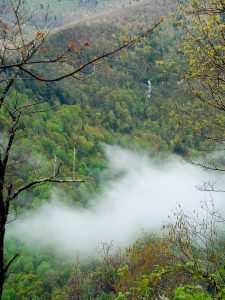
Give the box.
[82,41,90,48]
[68,42,77,51]
[41,48,48,53]
[3,27,9,34]
[36,31,44,38]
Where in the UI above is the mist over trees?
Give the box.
[0,0,225,299]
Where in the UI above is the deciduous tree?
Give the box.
[179,0,225,172]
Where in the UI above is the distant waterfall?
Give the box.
[147,79,152,99]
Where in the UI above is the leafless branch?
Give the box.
[11,176,84,201]
[4,253,20,273]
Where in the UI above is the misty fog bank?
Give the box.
[8,146,223,257]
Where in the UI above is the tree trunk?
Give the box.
[0,221,5,300]
[0,179,6,299]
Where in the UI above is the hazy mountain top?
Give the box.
[21,0,147,28]
[21,0,174,29]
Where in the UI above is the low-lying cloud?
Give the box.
[8,145,223,257]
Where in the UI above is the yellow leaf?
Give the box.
[74,47,81,54]
[119,36,129,44]
[70,59,77,65]
[60,55,68,61]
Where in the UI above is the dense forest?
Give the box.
[0,0,224,299]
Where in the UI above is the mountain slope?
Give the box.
[25,0,175,29]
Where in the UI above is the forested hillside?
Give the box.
[1,0,224,299]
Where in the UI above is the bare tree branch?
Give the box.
[4,253,20,274]
[16,23,160,83]
[11,176,84,201]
